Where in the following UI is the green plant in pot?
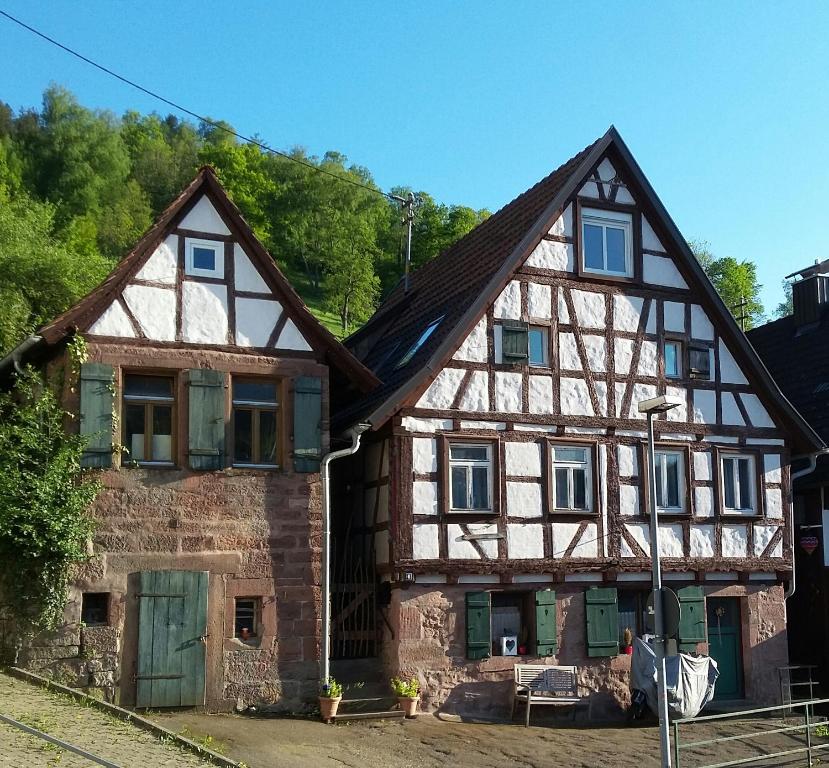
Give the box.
[319,677,343,723]
[391,676,421,718]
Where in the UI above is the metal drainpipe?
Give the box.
[320,422,371,685]
[786,449,829,600]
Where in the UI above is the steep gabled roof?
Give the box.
[11,167,379,392]
[339,127,823,451]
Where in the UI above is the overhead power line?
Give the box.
[0,8,392,201]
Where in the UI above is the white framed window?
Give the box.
[551,444,592,513]
[185,237,224,279]
[721,454,756,515]
[665,340,682,378]
[581,208,633,277]
[528,326,549,367]
[654,450,685,514]
[448,443,493,513]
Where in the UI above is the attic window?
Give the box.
[581,208,633,277]
[395,316,444,369]
[185,238,224,279]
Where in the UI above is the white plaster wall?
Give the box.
[583,335,607,372]
[741,394,775,428]
[124,284,177,341]
[180,196,231,235]
[276,318,312,351]
[722,524,748,557]
[560,377,593,416]
[527,282,552,318]
[613,295,654,333]
[754,524,783,557]
[659,524,685,557]
[765,488,783,519]
[461,420,506,431]
[615,338,634,375]
[643,255,688,289]
[235,298,282,347]
[135,236,177,284]
[495,371,522,412]
[665,386,688,422]
[413,524,439,559]
[365,441,385,479]
[764,454,782,483]
[416,367,465,409]
[507,524,544,559]
[459,371,489,412]
[234,244,271,293]
[412,438,437,473]
[595,382,608,417]
[558,288,570,323]
[494,280,521,319]
[694,487,715,517]
[721,392,746,426]
[719,340,748,385]
[559,333,580,370]
[638,340,658,377]
[579,180,600,198]
[505,442,542,476]
[663,301,685,333]
[620,485,639,516]
[693,451,712,481]
[571,289,605,329]
[690,526,715,558]
[447,524,498,559]
[401,417,453,433]
[453,316,488,363]
[622,523,650,557]
[506,482,543,517]
[617,444,638,476]
[526,240,573,271]
[690,305,715,340]
[552,522,598,558]
[642,215,666,252]
[692,390,717,424]
[621,383,657,419]
[88,301,136,337]
[528,376,554,415]
[375,485,389,523]
[412,481,438,515]
[375,530,390,564]
[548,204,573,237]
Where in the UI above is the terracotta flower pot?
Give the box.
[398,696,419,718]
[319,696,342,723]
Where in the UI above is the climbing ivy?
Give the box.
[0,344,100,633]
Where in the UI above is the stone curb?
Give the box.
[5,667,244,768]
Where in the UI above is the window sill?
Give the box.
[232,463,280,470]
[126,461,177,469]
[447,510,498,516]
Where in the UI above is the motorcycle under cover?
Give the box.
[630,638,720,719]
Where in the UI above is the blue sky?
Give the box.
[2,1,828,315]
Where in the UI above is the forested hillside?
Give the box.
[0,86,489,353]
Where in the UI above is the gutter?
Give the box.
[0,334,43,376]
[320,422,371,685]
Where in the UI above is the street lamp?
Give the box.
[638,395,683,768]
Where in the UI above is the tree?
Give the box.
[689,239,765,329]
[775,280,793,319]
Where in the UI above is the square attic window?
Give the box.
[185,237,224,279]
[395,316,444,369]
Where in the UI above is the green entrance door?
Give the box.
[707,597,744,700]
[136,570,208,708]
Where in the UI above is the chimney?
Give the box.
[789,259,829,328]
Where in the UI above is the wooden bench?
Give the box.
[510,664,589,726]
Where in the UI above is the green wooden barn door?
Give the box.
[136,570,208,708]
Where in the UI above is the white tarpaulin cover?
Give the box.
[630,638,720,719]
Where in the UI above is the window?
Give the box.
[491,592,530,656]
[528,327,549,367]
[618,590,650,645]
[81,593,109,626]
[721,455,757,515]
[581,208,633,277]
[396,316,444,369]
[185,238,224,279]
[234,597,260,640]
[449,443,493,513]
[123,374,175,464]
[688,345,711,380]
[665,340,682,378]
[232,378,280,467]
[653,450,685,513]
[551,445,592,513]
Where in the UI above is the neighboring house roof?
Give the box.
[339,127,823,451]
[1,166,379,392]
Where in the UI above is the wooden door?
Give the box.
[136,570,208,708]
[707,597,744,700]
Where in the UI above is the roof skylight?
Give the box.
[395,316,444,369]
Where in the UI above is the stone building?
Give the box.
[331,127,823,717]
[0,167,377,710]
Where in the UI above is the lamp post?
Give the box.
[638,395,683,768]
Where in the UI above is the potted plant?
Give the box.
[319,677,343,723]
[622,627,634,655]
[391,676,421,718]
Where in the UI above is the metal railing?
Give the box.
[673,698,829,768]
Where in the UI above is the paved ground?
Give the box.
[156,708,826,768]
[0,673,219,768]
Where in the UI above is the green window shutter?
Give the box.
[79,362,114,468]
[535,589,557,656]
[293,376,322,473]
[585,587,619,657]
[466,591,491,660]
[501,322,529,361]
[677,586,706,652]
[187,369,226,470]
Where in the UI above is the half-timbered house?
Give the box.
[331,127,823,717]
[0,167,378,711]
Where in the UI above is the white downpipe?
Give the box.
[320,423,371,685]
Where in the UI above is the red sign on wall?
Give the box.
[801,536,819,556]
